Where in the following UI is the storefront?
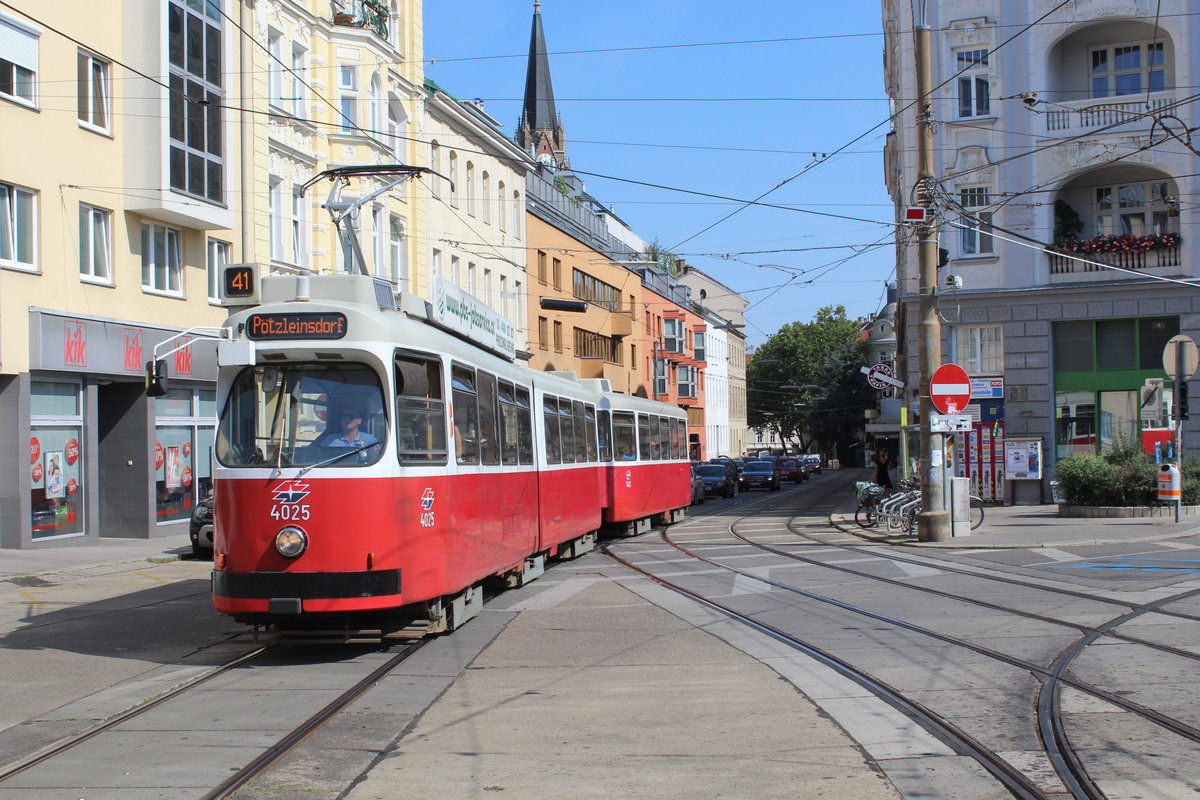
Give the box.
[0,311,217,549]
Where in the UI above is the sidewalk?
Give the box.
[0,534,191,582]
[830,499,1200,548]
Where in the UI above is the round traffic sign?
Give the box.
[930,363,971,414]
[866,363,894,390]
[1162,334,1198,381]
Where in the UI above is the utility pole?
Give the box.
[914,3,950,541]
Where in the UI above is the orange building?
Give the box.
[638,279,708,460]
[523,208,643,394]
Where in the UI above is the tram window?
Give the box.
[649,415,662,459]
[571,401,587,463]
[637,414,651,460]
[543,397,561,464]
[667,417,679,460]
[559,398,576,464]
[452,365,479,464]
[613,411,636,461]
[516,386,533,464]
[216,363,386,468]
[477,371,500,465]
[597,409,612,461]
[584,404,597,462]
[676,418,687,460]
[395,352,447,464]
[499,380,519,466]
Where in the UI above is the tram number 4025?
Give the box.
[271,504,311,521]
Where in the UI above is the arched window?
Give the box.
[512,190,522,239]
[387,93,408,160]
[448,152,458,207]
[465,162,475,216]
[481,171,491,223]
[497,180,506,231]
[369,73,384,141]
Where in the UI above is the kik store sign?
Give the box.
[30,311,217,379]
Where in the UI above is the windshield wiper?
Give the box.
[295,441,376,477]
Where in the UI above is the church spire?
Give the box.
[516,1,569,169]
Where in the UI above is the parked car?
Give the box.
[697,464,737,498]
[741,460,781,491]
[707,458,739,493]
[800,454,823,474]
[690,464,706,505]
[775,457,804,483]
[189,490,214,559]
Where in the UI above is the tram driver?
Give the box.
[329,405,379,458]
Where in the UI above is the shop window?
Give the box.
[30,380,84,539]
[154,387,215,524]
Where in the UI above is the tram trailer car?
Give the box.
[208,272,691,634]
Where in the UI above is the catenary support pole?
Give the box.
[914,6,950,541]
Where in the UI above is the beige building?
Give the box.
[421,82,533,343]
[0,1,255,548]
[0,0,429,548]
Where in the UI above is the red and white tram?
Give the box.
[197,268,691,636]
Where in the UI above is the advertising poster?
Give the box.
[44,451,65,499]
[166,446,182,490]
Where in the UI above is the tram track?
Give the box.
[606,473,1200,800]
[0,636,429,797]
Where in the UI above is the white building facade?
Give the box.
[883,0,1199,503]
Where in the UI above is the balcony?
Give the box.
[1047,235,1182,281]
[1044,95,1175,136]
[332,0,388,40]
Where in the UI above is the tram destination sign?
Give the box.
[246,312,348,340]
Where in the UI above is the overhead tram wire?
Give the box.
[663,0,1076,253]
[423,11,1200,65]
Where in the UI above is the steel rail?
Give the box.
[601,540,1052,800]
[199,638,429,800]
[723,519,1200,663]
[0,642,270,782]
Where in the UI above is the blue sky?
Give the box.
[423,1,897,347]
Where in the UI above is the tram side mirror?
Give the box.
[145,359,168,397]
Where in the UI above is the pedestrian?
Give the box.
[873,448,893,489]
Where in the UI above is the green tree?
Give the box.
[747,306,871,462]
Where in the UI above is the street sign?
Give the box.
[930,363,971,414]
[1163,334,1199,381]
[1141,378,1164,423]
[861,363,906,390]
[904,207,927,222]
[929,413,973,433]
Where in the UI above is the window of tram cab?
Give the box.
[583,404,598,462]
[543,397,561,464]
[515,386,534,464]
[613,411,636,461]
[498,381,519,465]
[637,414,652,460]
[451,365,479,464]
[558,398,575,464]
[477,371,500,465]
[597,409,612,461]
[395,351,446,464]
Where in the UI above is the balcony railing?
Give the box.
[332,0,388,40]
[1047,244,1181,276]
[1045,95,1175,135]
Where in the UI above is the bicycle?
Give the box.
[854,481,885,527]
[855,479,985,532]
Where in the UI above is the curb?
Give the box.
[827,512,1200,549]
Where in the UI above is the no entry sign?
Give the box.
[930,364,971,414]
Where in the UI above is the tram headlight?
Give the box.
[275,526,308,558]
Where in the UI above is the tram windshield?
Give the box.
[216,363,387,468]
